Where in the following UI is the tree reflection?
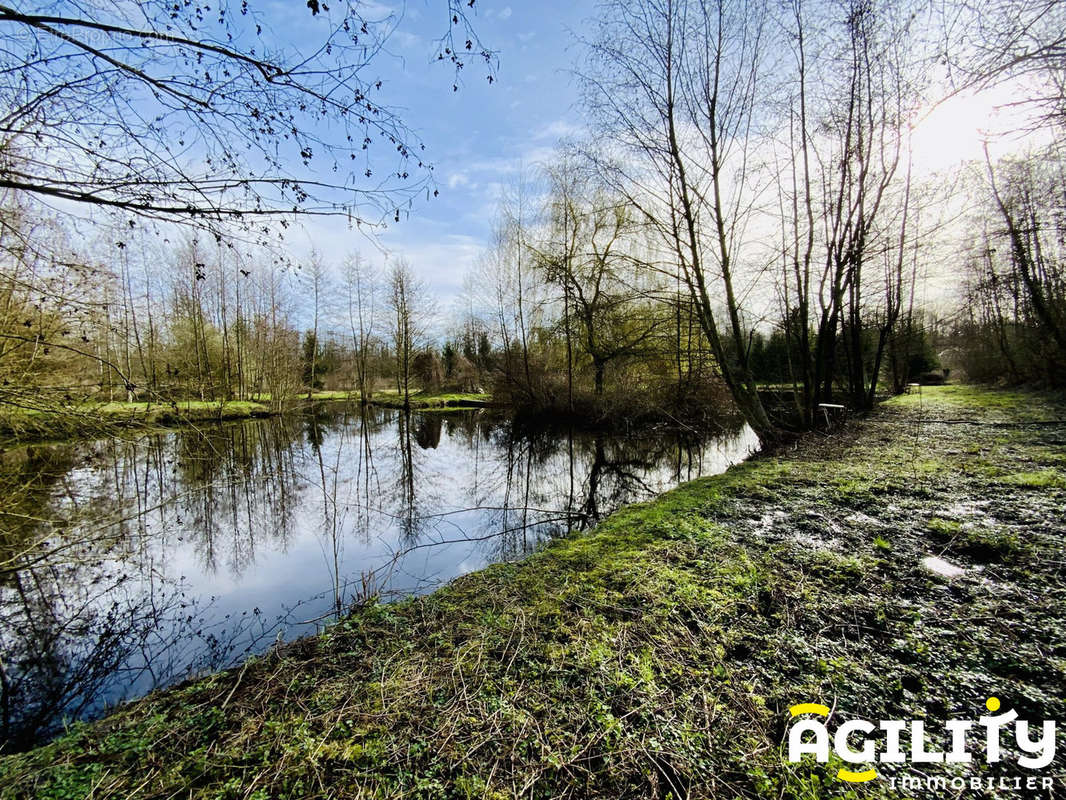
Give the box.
[0,546,283,753]
[0,407,754,751]
[394,410,422,542]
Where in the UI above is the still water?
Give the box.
[0,405,757,751]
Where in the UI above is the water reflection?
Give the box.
[0,406,757,751]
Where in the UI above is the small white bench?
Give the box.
[817,402,846,426]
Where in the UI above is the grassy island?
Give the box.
[0,392,496,444]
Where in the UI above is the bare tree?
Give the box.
[970,143,1066,382]
[500,176,538,401]
[302,253,330,400]
[823,0,916,412]
[543,163,582,411]
[386,259,431,408]
[938,0,1066,128]
[581,0,777,440]
[535,179,663,397]
[476,206,547,406]
[0,1,494,226]
[342,253,379,402]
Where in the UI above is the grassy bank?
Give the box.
[249,391,493,410]
[0,399,275,442]
[354,391,493,410]
[0,392,494,443]
[2,385,1064,798]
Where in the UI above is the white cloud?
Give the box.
[288,215,485,318]
[499,6,513,20]
[390,29,422,50]
[380,231,485,314]
[533,119,583,142]
[447,171,472,190]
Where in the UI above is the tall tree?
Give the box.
[386,259,431,408]
[302,254,329,399]
[342,253,379,402]
[581,0,777,440]
[786,0,919,414]
[535,182,662,397]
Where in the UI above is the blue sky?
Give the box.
[290,0,595,300]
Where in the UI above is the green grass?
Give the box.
[2,383,1064,798]
[362,390,493,409]
[254,389,493,408]
[306,390,357,401]
[91,400,269,416]
[0,392,495,444]
[926,516,962,535]
[959,526,1024,559]
[884,383,1066,420]
[0,399,273,442]
[999,469,1066,489]
[276,389,493,409]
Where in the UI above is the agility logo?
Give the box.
[787,698,1056,786]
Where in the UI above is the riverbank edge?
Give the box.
[2,384,1065,799]
[0,391,495,445]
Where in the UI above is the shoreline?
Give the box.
[0,391,496,446]
[2,385,1064,797]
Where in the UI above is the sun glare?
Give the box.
[910,83,1046,173]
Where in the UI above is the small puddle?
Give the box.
[921,555,965,579]
[944,500,991,518]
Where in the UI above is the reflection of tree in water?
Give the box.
[394,410,421,542]
[0,443,156,750]
[374,410,532,584]
[575,428,728,524]
[306,404,400,612]
[0,420,312,753]
[414,414,443,449]
[0,445,80,548]
[171,417,305,576]
[2,562,158,752]
[305,403,380,615]
[345,406,386,548]
[0,538,283,754]
[0,407,753,752]
[476,419,749,561]
[307,408,340,616]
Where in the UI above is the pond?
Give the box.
[0,405,757,752]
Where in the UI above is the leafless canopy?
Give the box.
[0,0,494,225]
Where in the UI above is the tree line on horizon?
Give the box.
[0,0,1063,443]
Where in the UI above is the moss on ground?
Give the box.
[2,385,1064,798]
[884,383,1066,420]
